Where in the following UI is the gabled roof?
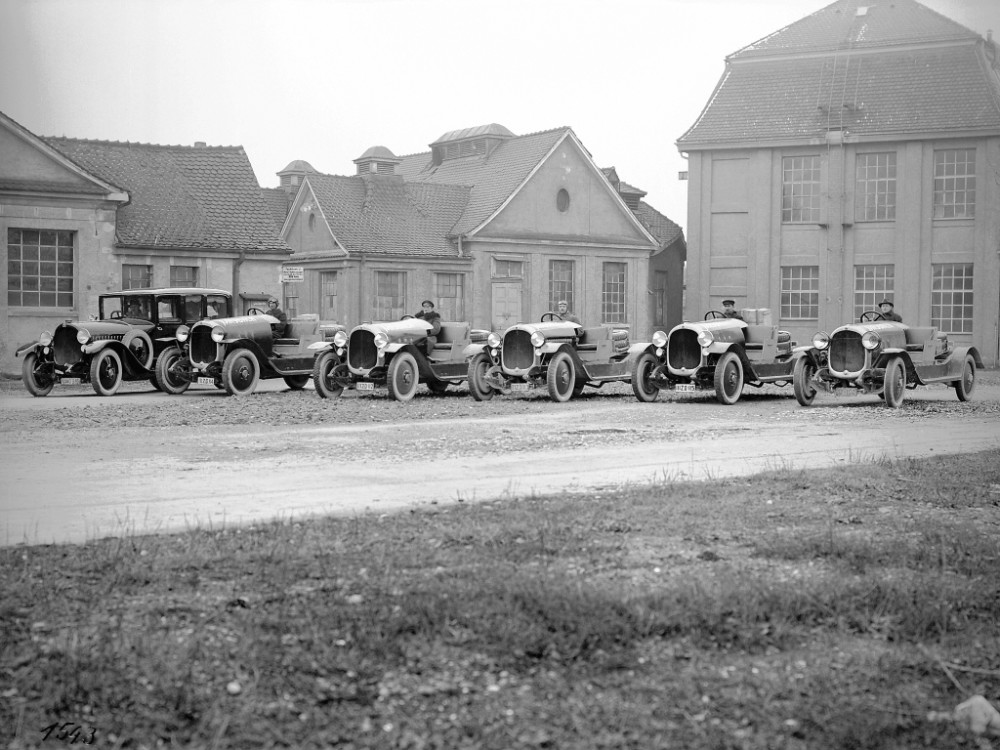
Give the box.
[45,137,291,254]
[678,0,1000,148]
[304,173,471,258]
[633,201,684,250]
[395,127,571,236]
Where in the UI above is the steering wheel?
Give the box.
[109,310,122,319]
[401,314,416,320]
[860,311,885,322]
[704,311,725,320]
[540,312,564,322]
[248,307,265,315]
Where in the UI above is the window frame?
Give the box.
[780,266,820,320]
[781,155,822,224]
[374,270,406,321]
[855,152,896,222]
[122,264,153,290]
[933,148,976,219]
[601,262,627,324]
[433,272,465,320]
[931,263,974,334]
[6,228,75,308]
[853,264,895,320]
[548,259,575,312]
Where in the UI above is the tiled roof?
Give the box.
[395,127,569,236]
[430,123,515,145]
[634,201,684,249]
[307,173,471,258]
[260,187,291,231]
[0,177,109,195]
[45,138,292,254]
[733,0,978,57]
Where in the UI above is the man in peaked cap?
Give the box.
[721,299,744,321]
[878,299,902,322]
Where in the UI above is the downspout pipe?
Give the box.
[233,250,246,312]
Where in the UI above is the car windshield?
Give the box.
[207,295,231,318]
[99,295,152,320]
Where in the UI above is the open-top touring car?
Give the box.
[791,311,982,408]
[630,309,801,404]
[465,312,645,403]
[156,310,344,396]
[17,288,232,396]
[311,318,487,402]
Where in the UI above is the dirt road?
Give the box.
[2,374,999,546]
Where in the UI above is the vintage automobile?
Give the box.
[16,287,232,397]
[791,311,983,408]
[465,312,645,403]
[157,310,344,396]
[630,309,801,405]
[311,318,487,402]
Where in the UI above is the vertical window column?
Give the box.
[601,262,627,323]
[780,266,820,320]
[932,264,974,333]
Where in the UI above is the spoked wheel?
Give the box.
[21,352,55,397]
[313,351,345,399]
[713,351,744,405]
[882,356,906,408]
[387,352,419,402]
[953,355,976,402]
[467,352,495,402]
[546,350,576,402]
[630,351,660,403]
[154,348,191,394]
[90,349,123,396]
[283,374,310,390]
[222,348,260,396]
[792,356,817,406]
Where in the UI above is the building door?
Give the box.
[653,271,668,328]
[491,282,522,331]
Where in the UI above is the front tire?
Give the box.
[467,353,495,402]
[713,351,744,405]
[283,374,310,391]
[90,349,123,396]
[22,352,54,397]
[882,356,906,408]
[387,352,419,402]
[313,351,345,399]
[954,355,976,402]
[154,348,191,395]
[222,348,260,396]
[546,350,576,403]
[630,351,660,403]
[792,356,817,406]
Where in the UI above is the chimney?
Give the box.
[194,141,207,147]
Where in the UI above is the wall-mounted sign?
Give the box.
[280,266,304,283]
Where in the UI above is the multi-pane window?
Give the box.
[170,265,198,287]
[434,273,465,320]
[320,271,338,320]
[853,265,895,319]
[7,228,74,307]
[933,149,976,219]
[601,262,627,323]
[374,271,405,320]
[856,152,896,221]
[932,263,974,334]
[780,266,820,319]
[548,260,574,311]
[781,155,822,223]
[122,264,152,289]
[492,258,523,279]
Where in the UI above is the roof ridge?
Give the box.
[44,135,244,151]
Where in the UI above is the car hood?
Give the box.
[504,321,581,338]
[670,318,746,343]
[56,319,149,336]
[353,319,433,338]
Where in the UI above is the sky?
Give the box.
[2,0,998,234]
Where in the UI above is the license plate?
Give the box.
[197,377,216,386]
[510,382,530,392]
[675,383,696,393]
[60,377,81,386]
[357,381,375,391]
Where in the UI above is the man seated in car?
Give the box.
[267,297,288,337]
[556,300,581,325]
[878,298,903,322]
[415,299,442,354]
[722,299,744,321]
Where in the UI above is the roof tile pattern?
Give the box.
[45,138,291,254]
[634,201,684,248]
[308,174,471,257]
[260,187,291,231]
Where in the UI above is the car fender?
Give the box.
[954,345,985,370]
[463,342,488,359]
[80,339,150,376]
[15,341,42,357]
[535,340,565,357]
[625,342,659,368]
[308,341,334,353]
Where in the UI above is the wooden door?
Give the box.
[491,282,522,331]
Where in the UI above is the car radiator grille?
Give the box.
[53,327,83,366]
[830,331,864,372]
[502,330,534,371]
[190,326,219,367]
[667,329,701,370]
[349,330,377,370]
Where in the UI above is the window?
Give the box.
[780,266,820,319]
[853,265,895,319]
[170,265,198,287]
[549,260,574,311]
[7,228,74,307]
[123,264,152,290]
[374,271,405,320]
[933,149,975,219]
[781,155,822,223]
[856,152,896,221]
[320,271,338,320]
[492,258,523,279]
[601,262,627,323]
[556,188,570,213]
[434,273,465,320]
[932,263,973,334]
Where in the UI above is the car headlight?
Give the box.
[176,325,190,343]
[76,328,91,345]
[530,331,545,348]
[333,330,348,348]
[487,332,501,349]
[861,331,881,350]
[374,332,389,349]
[39,331,52,346]
[696,330,714,348]
[211,327,226,343]
[651,330,667,348]
[812,333,830,350]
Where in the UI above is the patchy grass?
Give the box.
[3,452,1000,749]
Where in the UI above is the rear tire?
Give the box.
[283,374,310,390]
[630,351,660,403]
[154,348,191,395]
[387,352,419,402]
[953,355,975,402]
[713,351,743,405]
[546,351,576,402]
[467,352,495,402]
[90,348,123,396]
[313,351,344,399]
[882,356,906,408]
[792,356,817,406]
[22,351,54,397]
[222,348,260,396]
